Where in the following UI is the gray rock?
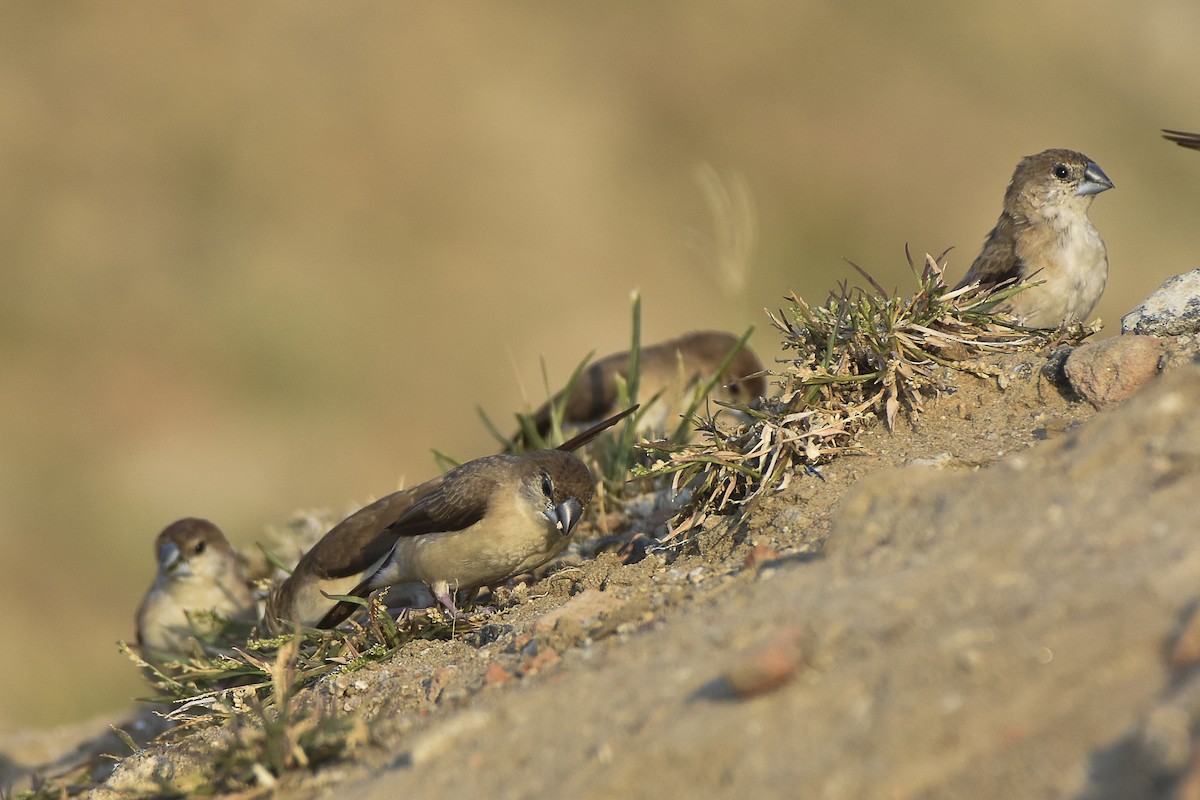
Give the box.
[1121,269,1200,335]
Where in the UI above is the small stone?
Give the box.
[743,543,781,571]
[523,648,561,674]
[533,588,623,635]
[906,452,954,469]
[1063,335,1168,408]
[1122,269,1200,336]
[722,627,806,699]
[485,663,515,687]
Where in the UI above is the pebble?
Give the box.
[722,627,806,698]
[1063,335,1168,408]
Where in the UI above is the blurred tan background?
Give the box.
[1,1,1197,729]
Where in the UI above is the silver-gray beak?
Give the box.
[549,498,584,537]
[158,541,187,575]
[1077,161,1114,196]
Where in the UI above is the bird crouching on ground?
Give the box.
[135,518,257,660]
[316,448,595,629]
[264,407,635,633]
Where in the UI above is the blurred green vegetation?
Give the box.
[0,1,1197,728]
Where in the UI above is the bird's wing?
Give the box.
[382,474,493,539]
[314,471,494,628]
[1163,129,1200,151]
[957,215,1024,288]
[303,482,441,581]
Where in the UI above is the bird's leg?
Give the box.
[429,580,466,620]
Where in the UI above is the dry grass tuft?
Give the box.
[640,250,1095,536]
[95,597,465,797]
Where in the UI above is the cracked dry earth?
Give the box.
[92,352,1200,799]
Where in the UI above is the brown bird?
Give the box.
[135,518,256,658]
[262,488,436,633]
[316,448,594,629]
[957,149,1114,329]
[264,407,635,632]
[511,330,764,449]
[1163,129,1200,151]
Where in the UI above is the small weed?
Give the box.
[640,250,1095,534]
[205,636,369,794]
[95,595,457,797]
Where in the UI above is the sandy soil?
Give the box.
[11,347,1200,799]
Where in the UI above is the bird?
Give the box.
[956,149,1114,329]
[264,406,636,632]
[510,330,765,450]
[315,448,595,629]
[135,518,257,658]
[262,487,437,633]
[1163,129,1200,151]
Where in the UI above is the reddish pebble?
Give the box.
[485,663,515,687]
[743,543,782,570]
[523,648,561,675]
[1063,335,1167,408]
[722,627,805,698]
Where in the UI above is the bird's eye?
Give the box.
[541,474,553,498]
[1053,164,1070,181]
[193,540,206,555]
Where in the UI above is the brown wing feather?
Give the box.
[957,213,1023,288]
[264,479,444,630]
[305,483,440,580]
[314,462,500,628]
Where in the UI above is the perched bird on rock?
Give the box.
[510,330,764,450]
[265,407,635,632]
[1163,129,1200,151]
[957,149,1114,329]
[136,518,256,658]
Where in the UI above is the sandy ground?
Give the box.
[9,347,1200,799]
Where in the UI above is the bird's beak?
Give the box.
[158,541,189,576]
[1077,162,1114,196]
[548,498,584,537]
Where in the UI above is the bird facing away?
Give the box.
[264,407,635,633]
[511,330,765,450]
[956,149,1114,329]
[135,518,257,658]
[1163,129,1200,151]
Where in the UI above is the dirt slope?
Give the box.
[71,354,1200,798]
